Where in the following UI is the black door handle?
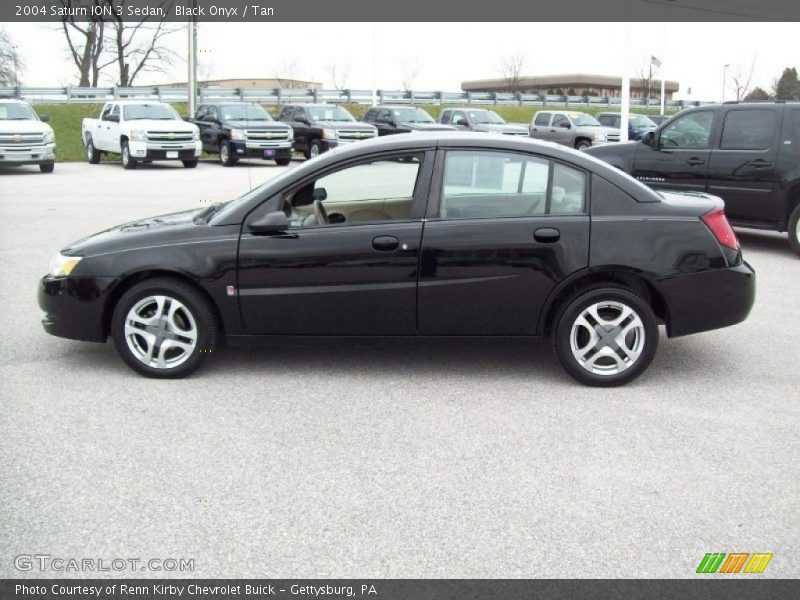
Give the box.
[686,157,705,166]
[549,129,556,133]
[534,227,560,243]
[372,235,400,251]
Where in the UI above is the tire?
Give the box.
[788,204,800,258]
[553,285,658,387]
[85,136,100,164]
[219,139,237,166]
[308,139,323,158]
[121,141,137,170]
[575,139,592,151]
[111,278,218,378]
[275,156,292,166]
[39,162,55,173]
[182,160,198,168]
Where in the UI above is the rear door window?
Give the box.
[720,109,777,150]
[440,150,586,219]
[534,112,551,126]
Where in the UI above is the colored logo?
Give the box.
[696,552,773,574]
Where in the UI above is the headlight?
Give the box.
[321,128,337,140]
[130,129,148,142]
[49,253,82,277]
[192,128,200,141]
[43,129,55,144]
[286,128,294,141]
[230,129,246,141]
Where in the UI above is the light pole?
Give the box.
[187,0,198,117]
[722,64,730,103]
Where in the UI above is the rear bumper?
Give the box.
[656,262,756,338]
[38,275,118,342]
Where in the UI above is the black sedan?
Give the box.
[38,133,755,386]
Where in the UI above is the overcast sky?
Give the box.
[3,21,797,101]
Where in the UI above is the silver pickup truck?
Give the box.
[529,110,620,151]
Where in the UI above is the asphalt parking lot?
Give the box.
[1,159,798,578]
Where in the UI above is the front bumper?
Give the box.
[38,275,119,342]
[0,143,56,165]
[656,261,756,338]
[128,140,201,160]
[231,139,293,158]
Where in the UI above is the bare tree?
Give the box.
[59,1,113,86]
[728,57,757,102]
[397,57,421,92]
[324,59,352,91]
[0,28,22,86]
[498,52,526,93]
[636,56,661,102]
[105,1,182,87]
[274,58,305,89]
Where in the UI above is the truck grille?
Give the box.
[0,132,45,146]
[147,131,194,142]
[338,130,376,141]
[246,129,291,141]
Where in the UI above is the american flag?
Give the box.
[651,56,663,68]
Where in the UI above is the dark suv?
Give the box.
[277,104,377,158]
[192,102,293,166]
[587,102,800,255]
[363,105,457,136]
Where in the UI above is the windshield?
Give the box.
[219,104,272,121]
[468,110,506,124]
[0,103,38,120]
[392,108,435,123]
[210,168,300,224]
[569,113,601,127]
[307,106,354,122]
[631,115,656,128]
[123,103,181,121]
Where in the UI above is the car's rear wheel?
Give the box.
[111,278,218,378]
[219,139,237,166]
[575,139,592,151]
[553,286,658,386]
[121,141,137,170]
[788,204,800,258]
[86,137,100,164]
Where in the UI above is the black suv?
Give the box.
[587,102,800,255]
[277,104,377,158]
[192,102,293,166]
[363,105,457,136]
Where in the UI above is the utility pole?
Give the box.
[12,44,19,87]
[620,22,631,143]
[187,1,198,116]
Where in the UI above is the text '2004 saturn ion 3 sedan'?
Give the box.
[39,133,755,386]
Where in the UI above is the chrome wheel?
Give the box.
[796,217,800,246]
[570,301,645,376]
[122,145,130,166]
[87,141,94,160]
[309,143,320,158]
[124,295,197,369]
[220,142,229,163]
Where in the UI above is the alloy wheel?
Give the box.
[569,301,645,376]
[310,143,320,158]
[123,295,198,369]
[220,143,229,163]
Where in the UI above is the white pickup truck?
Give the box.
[81,100,201,169]
[0,99,56,173]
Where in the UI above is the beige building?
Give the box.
[462,73,679,99]
[161,78,323,90]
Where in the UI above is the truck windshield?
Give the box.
[307,107,355,122]
[392,108,435,123]
[123,104,181,121]
[570,113,601,126]
[0,103,37,120]
[219,104,273,121]
[468,110,506,124]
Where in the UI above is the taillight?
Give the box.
[701,208,739,250]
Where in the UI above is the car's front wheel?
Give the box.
[553,286,658,386]
[182,159,198,168]
[308,139,323,158]
[111,278,218,378]
[275,156,292,166]
[39,162,55,173]
[219,139,237,166]
[575,139,592,151]
[788,204,800,258]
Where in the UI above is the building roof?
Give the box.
[462,73,680,92]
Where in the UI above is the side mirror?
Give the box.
[39,114,50,123]
[248,211,289,234]
[107,114,120,123]
[183,115,192,121]
[559,121,571,129]
[296,117,309,125]
[642,131,656,147]
[313,187,327,201]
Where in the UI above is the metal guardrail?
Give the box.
[0,86,708,110]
